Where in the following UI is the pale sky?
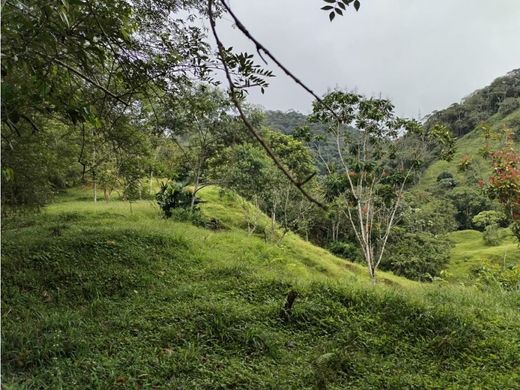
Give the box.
[214,0,520,119]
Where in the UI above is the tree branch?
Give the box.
[208,0,325,209]
[35,51,129,106]
[218,0,341,122]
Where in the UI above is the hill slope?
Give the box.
[413,107,520,283]
[418,107,520,192]
[2,188,520,388]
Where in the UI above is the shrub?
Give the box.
[156,181,198,218]
[472,210,507,231]
[400,196,458,235]
[382,230,452,281]
[327,241,361,261]
[483,224,502,246]
[457,155,472,172]
[472,259,520,291]
[438,177,458,189]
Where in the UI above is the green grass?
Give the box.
[445,228,520,282]
[2,187,520,389]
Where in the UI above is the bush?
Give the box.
[483,224,502,246]
[438,177,458,189]
[156,181,198,218]
[400,196,458,235]
[382,230,452,281]
[327,241,361,261]
[472,210,507,231]
[457,155,472,172]
[472,259,520,291]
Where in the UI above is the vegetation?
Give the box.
[2,188,520,389]
[425,69,520,137]
[2,0,520,387]
[301,91,454,282]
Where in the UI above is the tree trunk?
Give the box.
[92,171,97,203]
[191,173,200,212]
[149,169,154,196]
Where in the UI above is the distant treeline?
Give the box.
[425,69,520,137]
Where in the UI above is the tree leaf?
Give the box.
[354,0,361,11]
[329,11,336,21]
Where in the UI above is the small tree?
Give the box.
[162,85,235,211]
[310,91,453,282]
[484,131,520,241]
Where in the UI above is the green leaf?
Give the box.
[329,11,336,21]
[321,5,334,10]
[354,0,361,11]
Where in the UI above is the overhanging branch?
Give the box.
[208,0,325,209]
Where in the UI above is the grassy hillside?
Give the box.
[2,188,520,389]
[417,107,520,192]
[446,229,520,282]
[413,108,520,285]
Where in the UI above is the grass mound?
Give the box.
[2,188,520,388]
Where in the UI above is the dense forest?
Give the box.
[2,1,520,388]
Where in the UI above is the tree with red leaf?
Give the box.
[485,131,520,241]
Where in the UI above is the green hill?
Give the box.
[446,229,520,282]
[418,107,520,192]
[2,188,520,388]
[412,107,520,283]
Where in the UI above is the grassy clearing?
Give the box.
[445,229,520,282]
[2,188,520,389]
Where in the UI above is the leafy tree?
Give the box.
[309,90,451,282]
[472,210,507,231]
[210,129,319,242]
[1,119,80,210]
[448,187,493,230]
[1,0,214,208]
[383,229,452,281]
[400,194,458,235]
[484,132,520,240]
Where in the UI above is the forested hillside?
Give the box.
[414,105,520,283]
[425,68,520,137]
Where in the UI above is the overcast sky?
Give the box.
[215,0,520,118]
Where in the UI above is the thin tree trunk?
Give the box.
[191,172,200,211]
[149,169,154,195]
